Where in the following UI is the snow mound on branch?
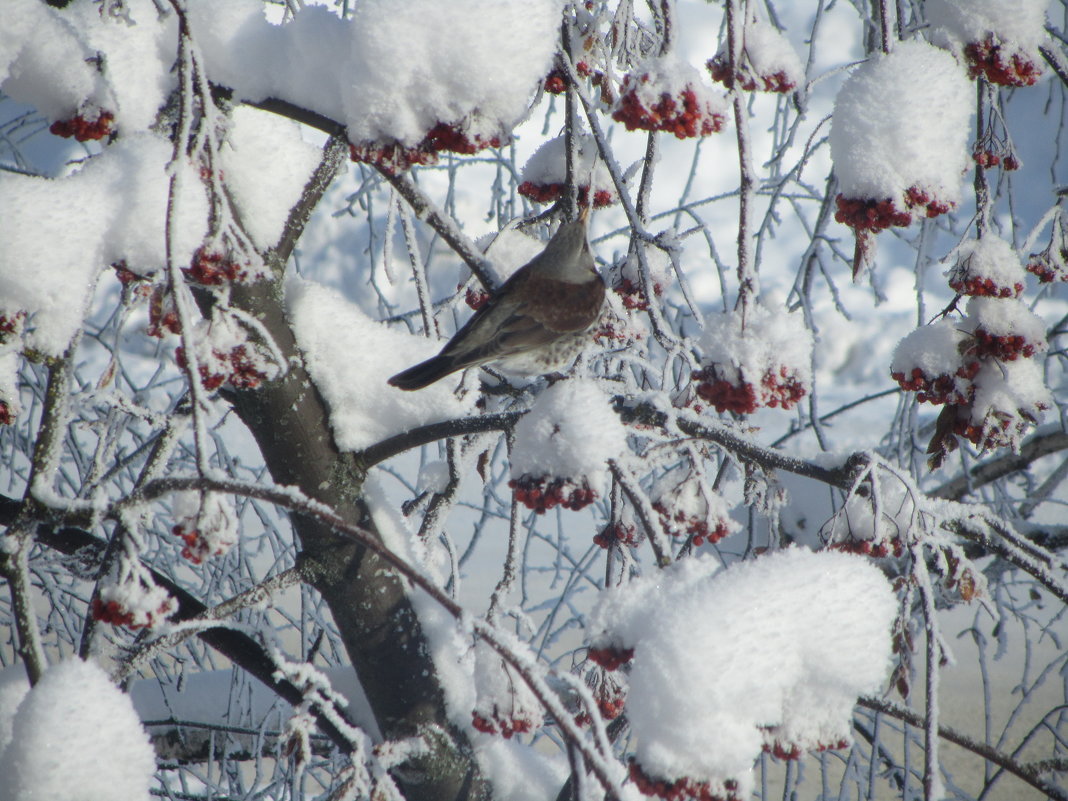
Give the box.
[588,549,896,796]
[928,0,1050,53]
[0,134,207,356]
[188,0,562,146]
[510,379,627,482]
[220,106,323,250]
[830,39,972,205]
[0,659,155,801]
[287,279,476,452]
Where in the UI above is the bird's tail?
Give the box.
[387,355,461,391]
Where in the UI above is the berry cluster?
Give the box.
[90,595,174,630]
[173,521,220,564]
[147,287,181,338]
[613,277,663,311]
[653,502,731,547]
[464,286,490,310]
[692,369,759,414]
[948,272,1022,299]
[510,474,597,513]
[835,187,950,233]
[1026,223,1068,282]
[963,35,1041,87]
[629,761,739,801]
[543,61,592,94]
[0,310,26,344]
[587,645,635,671]
[593,522,640,549]
[692,364,806,415]
[175,343,275,392]
[890,362,978,406]
[50,110,114,141]
[973,328,1041,361]
[1025,252,1067,283]
[613,75,725,139]
[707,58,796,94]
[183,249,248,286]
[0,400,13,426]
[576,668,627,725]
[471,710,535,739]
[517,181,615,209]
[973,149,1019,171]
[350,121,501,174]
[831,537,904,559]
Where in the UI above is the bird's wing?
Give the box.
[440,272,604,368]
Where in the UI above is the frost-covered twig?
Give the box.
[858,696,1068,801]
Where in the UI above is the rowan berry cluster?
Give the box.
[517,181,615,209]
[707,58,796,94]
[509,474,596,513]
[613,74,725,139]
[963,35,1041,87]
[471,710,535,739]
[629,761,739,801]
[350,121,500,174]
[50,110,114,141]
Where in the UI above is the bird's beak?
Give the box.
[578,203,591,224]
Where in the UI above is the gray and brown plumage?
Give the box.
[388,208,604,391]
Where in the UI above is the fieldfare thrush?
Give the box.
[388,207,604,390]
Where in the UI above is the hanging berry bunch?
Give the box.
[509,380,626,514]
[171,491,238,565]
[470,642,543,739]
[91,574,176,631]
[707,16,804,94]
[927,0,1048,87]
[172,309,285,393]
[830,41,971,275]
[50,107,114,142]
[518,134,617,209]
[650,469,736,547]
[1026,210,1068,283]
[350,116,501,174]
[612,57,727,139]
[891,242,1051,468]
[692,300,812,415]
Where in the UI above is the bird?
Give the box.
[388,206,604,391]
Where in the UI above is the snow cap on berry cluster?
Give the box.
[927,0,1050,56]
[519,134,616,207]
[947,236,1027,298]
[709,15,805,93]
[187,0,562,147]
[966,296,1048,358]
[697,298,813,407]
[830,40,972,208]
[589,549,896,797]
[890,320,970,393]
[967,357,1052,449]
[613,54,728,138]
[510,379,627,485]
